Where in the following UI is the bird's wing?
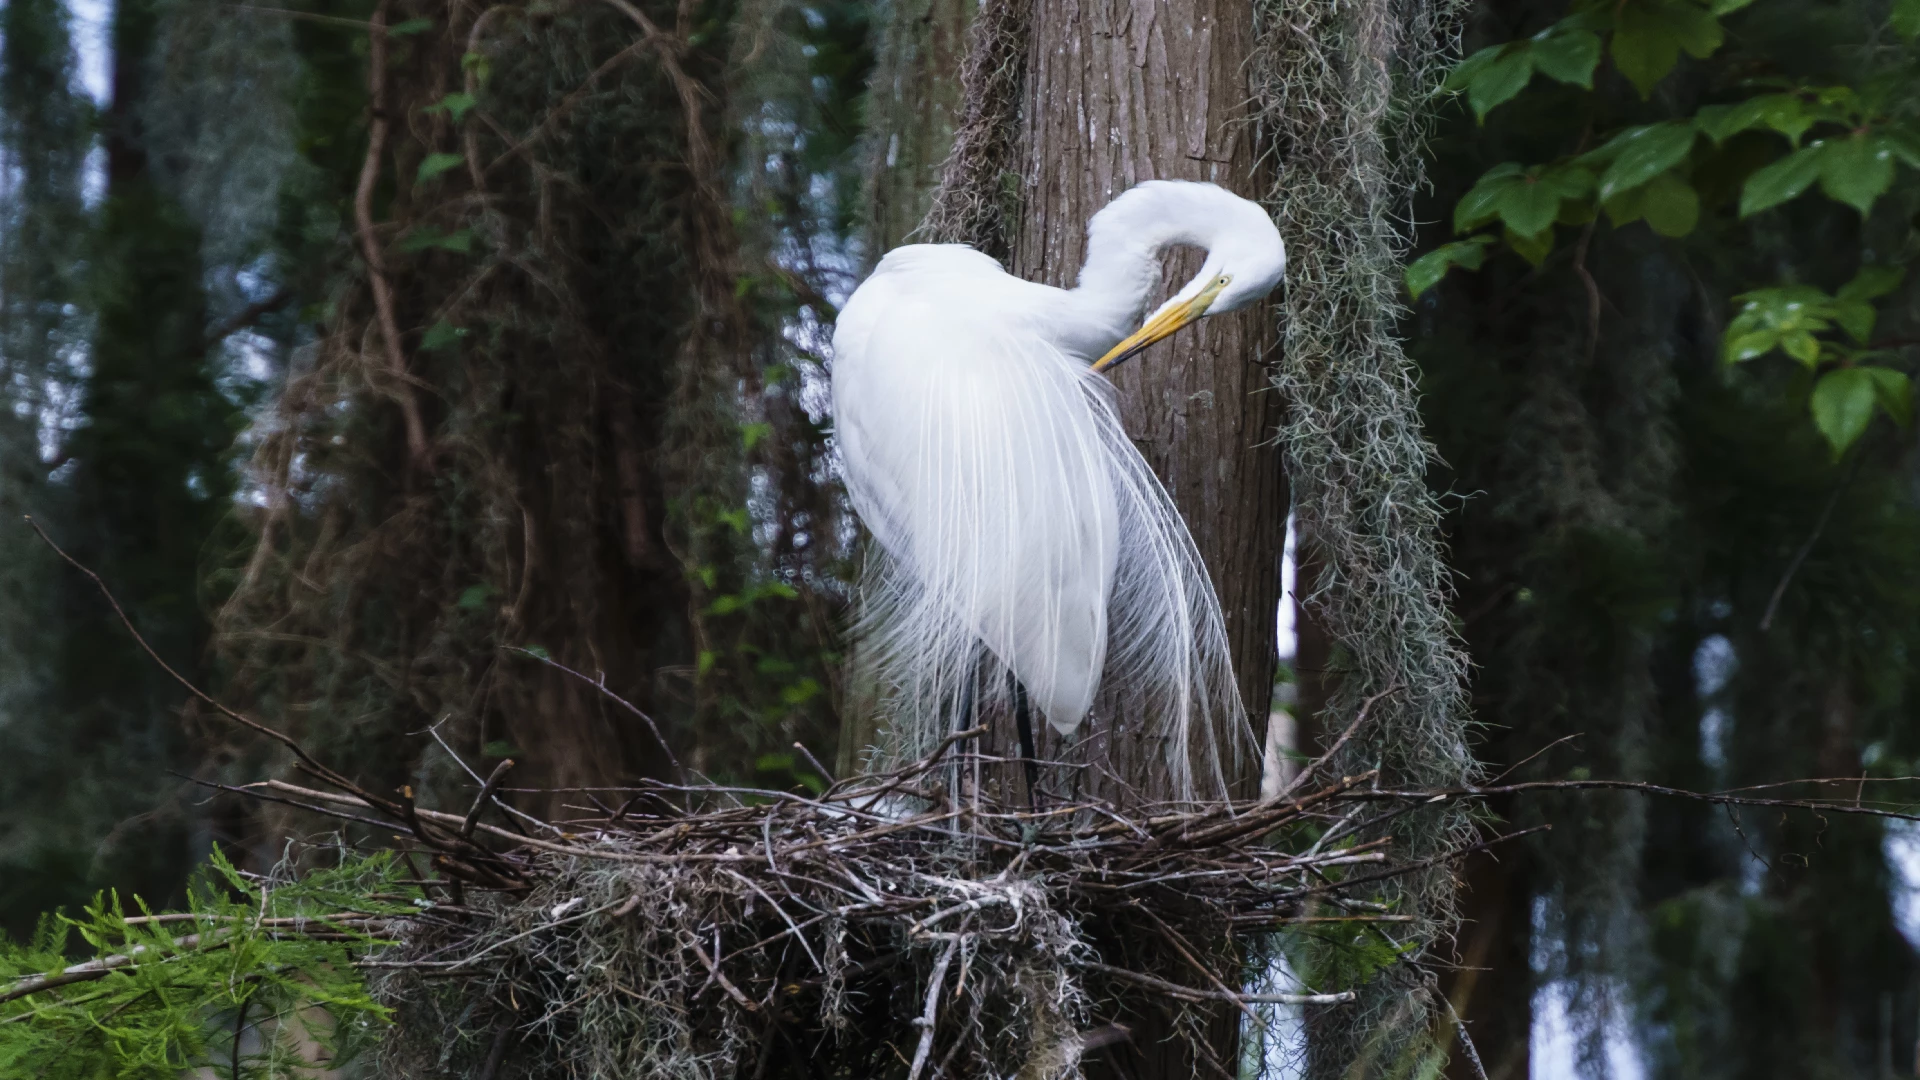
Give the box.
[833,254,1118,736]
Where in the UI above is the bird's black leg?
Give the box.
[1011,676,1039,813]
[951,671,976,800]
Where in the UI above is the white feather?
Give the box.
[831,181,1286,799]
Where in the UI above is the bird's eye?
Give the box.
[1216,274,1232,286]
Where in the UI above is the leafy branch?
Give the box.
[1411,0,1920,455]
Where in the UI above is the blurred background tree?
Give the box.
[1409,0,1920,1074]
[0,0,1917,1075]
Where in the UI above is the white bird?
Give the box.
[831,180,1286,798]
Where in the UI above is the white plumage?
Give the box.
[831,180,1286,797]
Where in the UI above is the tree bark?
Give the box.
[1009,0,1285,782]
[1005,3,1285,1075]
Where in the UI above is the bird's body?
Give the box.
[832,181,1285,797]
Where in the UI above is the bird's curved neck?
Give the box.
[1071,236,1172,331]
[1055,189,1211,358]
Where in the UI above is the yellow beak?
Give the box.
[1090,277,1230,374]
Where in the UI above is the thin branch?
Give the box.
[1760,454,1861,631]
[27,517,390,812]
[1446,997,1491,1080]
[204,287,294,348]
[354,0,431,470]
[1280,685,1399,798]
[486,39,650,174]
[464,758,516,840]
[1081,961,1354,1006]
[504,646,682,780]
[906,933,962,1080]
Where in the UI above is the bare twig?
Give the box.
[1760,457,1861,631]
[465,758,516,840]
[353,0,431,470]
[504,646,682,780]
[1081,961,1355,1006]
[1281,685,1399,798]
[906,933,962,1080]
[28,517,393,813]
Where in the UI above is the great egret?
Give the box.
[832,180,1286,797]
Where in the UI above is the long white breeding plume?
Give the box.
[831,181,1286,800]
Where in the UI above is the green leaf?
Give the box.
[417,152,465,183]
[740,421,773,450]
[1455,163,1526,231]
[1697,94,1812,145]
[1709,0,1757,13]
[1723,329,1780,363]
[1665,0,1726,56]
[1529,28,1602,87]
[387,16,434,35]
[1781,330,1822,365]
[1610,11,1680,98]
[1830,299,1876,344]
[1505,226,1555,266]
[1817,134,1896,216]
[1406,237,1495,299]
[461,51,492,86]
[1893,0,1920,39]
[1467,48,1537,120]
[1865,366,1914,426]
[1838,265,1905,302]
[1639,171,1701,235]
[780,678,822,706]
[1885,130,1920,169]
[1596,123,1699,199]
[1612,0,1723,97]
[456,583,496,610]
[420,320,466,351]
[1495,178,1566,237]
[1810,366,1879,455]
[1442,44,1507,91]
[1739,144,1824,216]
[425,91,477,122]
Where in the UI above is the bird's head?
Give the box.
[1088,181,1286,373]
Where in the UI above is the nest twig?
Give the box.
[256,722,1495,1080]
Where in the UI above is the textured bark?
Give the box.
[1006,3,1284,1075]
[1010,0,1285,764]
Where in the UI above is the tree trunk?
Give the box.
[1009,0,1285,790]
[853,1,1289,1068]
[1006,2,1285,1073]
[1013,2,1282,722]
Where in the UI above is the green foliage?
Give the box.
[1416,0,1920,1068]
[1418,0,1920,458]
[0,848,408,1078]
[1723,267,1908,453]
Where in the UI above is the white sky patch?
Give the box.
[1531,980,1648,1080]
[1275,513,1297,661]
[1692,634,1735,772]
[1885,820,1920,948]
[66,0,113,105]
[1245,951,1307,1080]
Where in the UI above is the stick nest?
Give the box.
[273,730,1448,1080]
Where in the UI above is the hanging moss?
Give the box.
[1247,0,1479,1069]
